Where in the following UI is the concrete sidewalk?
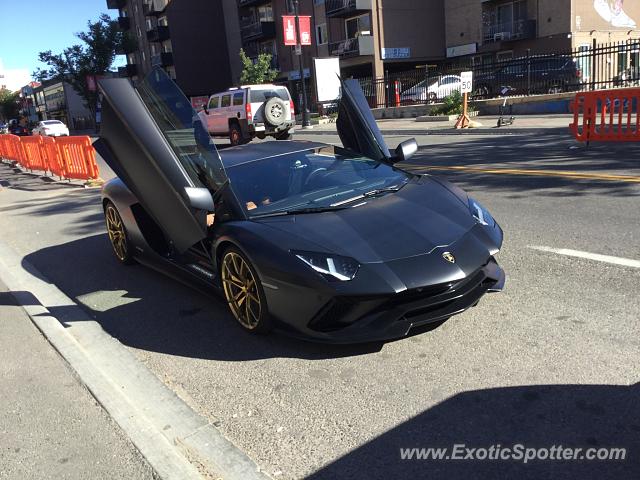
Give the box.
[0,280,155,480]
[301,113,573,135]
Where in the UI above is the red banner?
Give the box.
[282,15,312,46]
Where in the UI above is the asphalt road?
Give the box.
[1,130,639,479]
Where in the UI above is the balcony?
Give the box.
[238,0,271,7]
[143,0,168,16]
[325,0,372,18]
[328,35,374,58]
[146,25,170,42]
[118,16,131,30]
[240,21,276,41]
[482,18,536,44]
[106,0,126,9]
[151,52,174,67]
[118,64,138,77]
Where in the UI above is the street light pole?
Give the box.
[293,0,311,128]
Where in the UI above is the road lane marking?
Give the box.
[420,165,640,183]
[529,246,640,268]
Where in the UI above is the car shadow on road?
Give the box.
[22,234,394,361]
[307,382,640,480]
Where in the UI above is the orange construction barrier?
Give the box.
[55,136,100,180]
[21,135,48,172]
[570,88,640,143]
[41,136,66,179]
[0,134,23,164]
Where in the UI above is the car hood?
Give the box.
[256,177,482,264]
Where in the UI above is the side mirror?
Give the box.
[184,187,215,211]
[391,138,418,164]
[202,106,209,115]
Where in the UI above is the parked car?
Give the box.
[32,120,70,137]
[95,68,505,343]
[199,84,295,146]
[400,75,462,103]
[474,57,582,97]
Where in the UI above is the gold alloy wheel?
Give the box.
[221,251,262,330]
[105,204,128,262]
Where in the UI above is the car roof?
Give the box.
[210,84,285,96]
[219,140,328,168]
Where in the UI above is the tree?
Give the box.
[239,49,279,84]
[0,88,20,122]
[33,13,122,125]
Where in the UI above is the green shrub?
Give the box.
[430,91,477,116]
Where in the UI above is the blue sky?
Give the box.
[0,0,121,87]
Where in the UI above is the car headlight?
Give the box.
[468,198,495,227]
[292,251,359,281]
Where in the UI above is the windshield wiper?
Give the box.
[252,205,350,218]
[363,183,407,198]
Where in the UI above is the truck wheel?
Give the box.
[275,131,292,140]
[229,124,248,146]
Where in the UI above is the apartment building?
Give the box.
[445,0,640,64]
[237,0,446,82]
[107,0,242,97]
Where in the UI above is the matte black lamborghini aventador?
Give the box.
[95,68,505,343]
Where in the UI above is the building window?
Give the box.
[345,14,371,39]
[251,4,273,23]
[316,23,327,45]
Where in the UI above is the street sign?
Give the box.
[282,16,312,46]
[460,71,473,93]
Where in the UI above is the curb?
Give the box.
[297,127,568,136]
[0,239,272,480]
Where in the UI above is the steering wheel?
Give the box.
[304,167,328,187]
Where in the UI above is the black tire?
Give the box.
[264,97,287,126]
[219,247,271,334]
[275,131,292,140]
[229,123,248,146]
[104,201,136,265]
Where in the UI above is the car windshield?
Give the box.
[226,145,413,217]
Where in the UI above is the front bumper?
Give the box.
[275,257,505,344]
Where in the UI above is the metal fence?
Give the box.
[351,39,640,109]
